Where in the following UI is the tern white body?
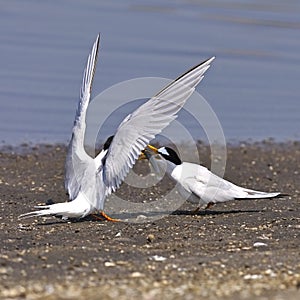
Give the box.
[172,162,280,208]
[147,146,281,210]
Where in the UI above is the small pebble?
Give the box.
[131,272,144,278]
[147,234,155,242]
[149,255,166,262]
[104,261,116,267]
[253,242,268,247]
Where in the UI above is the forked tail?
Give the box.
[18,199,93,220]
[236,188,282,200]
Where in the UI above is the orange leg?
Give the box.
[94,211,120,222]
[101,211,120,222]
[92,212,120,222]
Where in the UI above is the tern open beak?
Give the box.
[138,151,147,160]
[138,145,158,160]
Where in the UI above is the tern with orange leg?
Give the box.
[19,34,215,221]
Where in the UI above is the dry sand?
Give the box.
[0,141,299,299]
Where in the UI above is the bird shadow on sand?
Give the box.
[172,208,262,216]
[32,217,88,227]
[32,208,262,226]
[29,214,108,226]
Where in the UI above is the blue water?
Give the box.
[1,0,299,146]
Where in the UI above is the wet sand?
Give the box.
[0,141,299,299]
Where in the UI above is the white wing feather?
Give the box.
[19,35,102,219]
[65,34,100,200]
[101,57,215,196]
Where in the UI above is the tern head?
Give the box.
[147,145,182,165]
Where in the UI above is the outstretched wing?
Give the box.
[100,57,215,196]
[73,33,100,137]
[65,34,100,199]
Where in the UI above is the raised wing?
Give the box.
[101,57,215,196]
[74,33,100,137]
[65,34,100,199]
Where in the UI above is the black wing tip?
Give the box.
[88,33,101,94]
[198,56,215,67]
[169,55,216,84]
[187,55,215,73]
[275,193,289,198]
[235,192,287,200]
[153,55,215,98]
[94,33,101,63]
[95,33,101,49]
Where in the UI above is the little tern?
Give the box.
[19,34,215,221]
[145,145,281,211]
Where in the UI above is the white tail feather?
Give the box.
[237,188,281,199]
[19,204,65,219]
[19,195,94,220]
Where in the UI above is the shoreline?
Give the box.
[1,138,300,154]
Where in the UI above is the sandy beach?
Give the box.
[0,141,299,299]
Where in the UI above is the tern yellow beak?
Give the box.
[147,144,159,153]
[138,145,159,160]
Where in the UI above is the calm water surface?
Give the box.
[0,0,299,146]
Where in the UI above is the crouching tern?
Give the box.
[144,145,281,211]
[19,34,215,221]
